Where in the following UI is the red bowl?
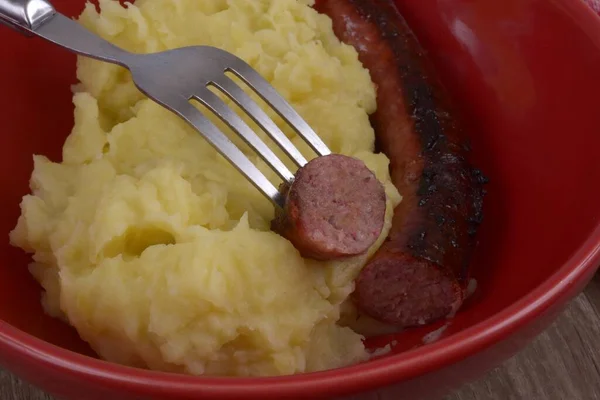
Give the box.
[2,0,600,399]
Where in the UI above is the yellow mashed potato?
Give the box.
[10,0,401,376]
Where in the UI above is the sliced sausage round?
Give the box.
[272,154,386,261]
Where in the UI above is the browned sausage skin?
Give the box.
[272,154,387,261]
[314,0,487,327]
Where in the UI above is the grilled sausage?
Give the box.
[272,154,386,261]
[314,0,487,327]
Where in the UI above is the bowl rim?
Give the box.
[2,0,600,398]
[3,224,600,398]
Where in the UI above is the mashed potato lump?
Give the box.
[10,0,401,376]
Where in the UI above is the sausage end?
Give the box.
[354,253,464,327]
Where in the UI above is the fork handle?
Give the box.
[0,0,132,66]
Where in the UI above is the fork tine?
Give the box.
[226,63,332,158]
[192,89,295,183]
[212,76,308,168]
[173,101,285,208]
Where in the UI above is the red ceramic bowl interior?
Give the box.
[1,0,600,399]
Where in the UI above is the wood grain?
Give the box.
[3,275,600,400]
[446,274,600,400]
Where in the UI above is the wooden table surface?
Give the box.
[3,273,600,400]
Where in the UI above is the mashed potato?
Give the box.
[10,0,401,376]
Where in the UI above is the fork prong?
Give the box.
[173,101,285,208]
[212,76,308,168]
[192,89,295,183]
[226,62,332,158]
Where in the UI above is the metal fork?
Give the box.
[0,0,331,208]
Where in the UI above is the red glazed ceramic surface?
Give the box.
[1,0,600,399]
